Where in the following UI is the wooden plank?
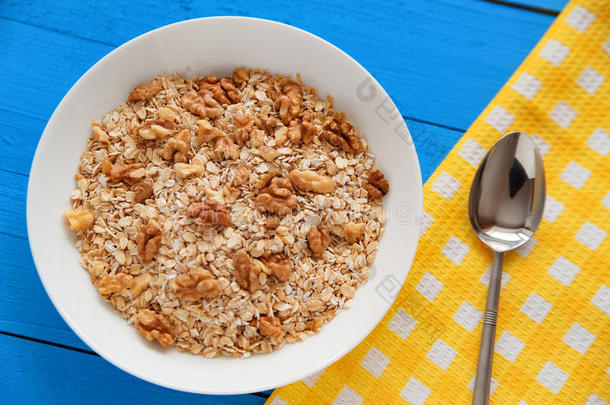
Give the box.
[0,333,265,404]
[0,0,555,131]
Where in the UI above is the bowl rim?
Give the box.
[27,16,423,395]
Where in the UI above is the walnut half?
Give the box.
[321,116,363,153]
[255,176,297,216]
[307,223,330,255]
[232,249,260,293]
[365,168,389,200]
[169,267,221,300]
[135,309,175,347]
[187,200,232,227]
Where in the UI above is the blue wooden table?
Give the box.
[0,0,567,403]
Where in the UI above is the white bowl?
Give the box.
[27,17,422,395]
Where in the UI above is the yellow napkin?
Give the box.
[268,1,609,403]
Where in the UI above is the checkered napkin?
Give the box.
[267,1,609,404]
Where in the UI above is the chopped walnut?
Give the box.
[174,163,204,179]
[257,145,280,162]
[131,273,152,297]
[187,200,232,227]
[211,136,240,160]
[64,209,95,231]
[197,75,240,105]
[95,272,133,297]
[259,316,283,340]
[307,223,330,255]
[232,113,254,145]
[138,119,174,140]
[132,179,154,203]
[289,169,336,194]
[232,67,250,85]
[344,222,366,244]
[136,309,175,347]
[260,252,291,281]
[135,221,162,262]
[300,111,317,144]
[321,116,362,153]
[232,249,260,293]
[255,113,277,136]
[91,120,109,145]
[255,176,298,216]
[128,81,162,101]
[365,168,389,200]
[232,166,251,187]
[102,159,145,184]
[162,129,190,163]
[169,267,221,300]
[180,90,223,119]
[196,119,239,160]
[274,83,302,125]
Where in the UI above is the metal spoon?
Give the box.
[469,132,545,405]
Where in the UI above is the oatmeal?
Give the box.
[64,68,389,358]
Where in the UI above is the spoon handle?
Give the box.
[473,251,504,405]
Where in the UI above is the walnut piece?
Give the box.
[128,81,162,101]
[232,249,260,293]
[174,163,204,179]
[196,119,226,143]
[211,136,240,160]
[365,168,389,200]
[132,179,154,203]
[180,90,223,119]
[187,200,232,227]
[162,129,190,163]
[102,159,145,184]
[289,169,336,194]
[197,75,240,105]
[256,113,278,136]
[91,120,109,145]
[274,83,302,125]
[138,119,174,140]
[232,67,250,85]
[344,222,366,244]
[169,267,221,300]
[136,309,175,347]
[95,272,133,297]
[131,273,152,297]
[135,222,162,262]
[196,119,239,160]
[261,253,291,281]
[232,166,251,187]
[64,209,95,231]
[255,176,298,216]
[321,116,362,153]
[257,145,280,162]
[232,113,254,145]
[307,223,330,255]
[259,316,283,340]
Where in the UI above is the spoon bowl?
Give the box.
[469,132,545,252]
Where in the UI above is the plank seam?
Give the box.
[478,0,560,16]
[0,15,117,48]
[0,330,99,356]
